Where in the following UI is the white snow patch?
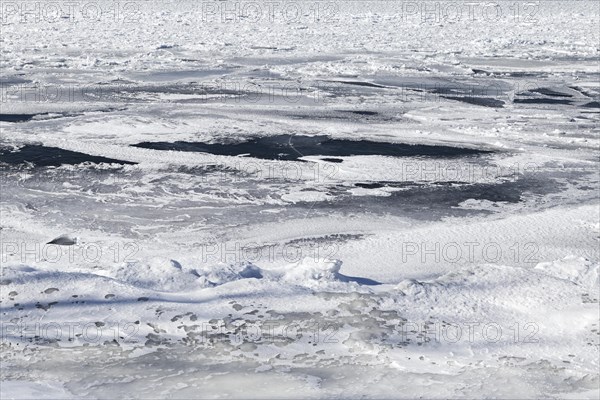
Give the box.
[535,256,599,289]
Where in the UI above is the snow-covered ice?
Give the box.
[0,0,599,398]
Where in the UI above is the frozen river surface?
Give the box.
[0,1,599,398]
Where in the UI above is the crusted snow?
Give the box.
[1,0,599,398]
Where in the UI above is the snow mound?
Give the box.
[110,258,204,292]
[192,262,263,287]
[394,278,430,297]
[392,263,595,319]
[243,258,351,287]
[535,256,599,289]
[277,258,343,284]
[111,259,264,291]
[103,258,365,291]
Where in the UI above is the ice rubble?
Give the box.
[535,255,600,289]
[104,257,352,291]
[1,0,599,398]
